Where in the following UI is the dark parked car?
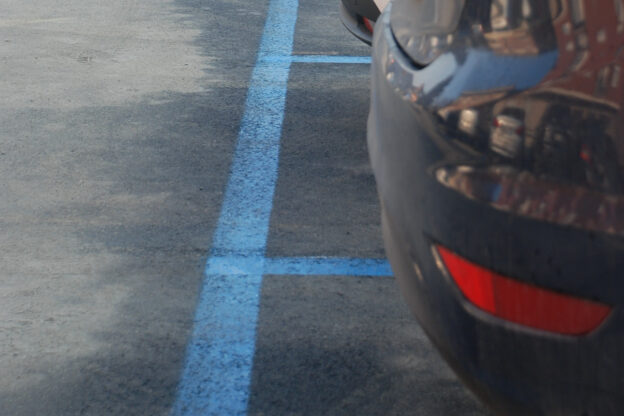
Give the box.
[339,0,384,44]
[368,0,624,414]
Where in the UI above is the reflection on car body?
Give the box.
[367,0,624,414]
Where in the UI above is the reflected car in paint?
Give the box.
[339,0,384,44]
[368,0,624,414]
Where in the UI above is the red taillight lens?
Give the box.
[436,245,611,335]
[363,17,374,34]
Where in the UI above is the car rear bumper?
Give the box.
[368,8,624,415]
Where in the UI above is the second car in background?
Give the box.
[339,0,384,44]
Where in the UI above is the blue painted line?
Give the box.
[206,255,265,276]
[171,0,299,414]
[263,55,371,64]
[206,255,392,276]
[291,55,372,64]
[264,257,392,276]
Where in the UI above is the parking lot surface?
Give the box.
[1,0,488,414]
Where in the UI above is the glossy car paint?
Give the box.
[368,0,624,414]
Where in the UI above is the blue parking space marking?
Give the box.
[207,255,391,276]
[263,55,371,64]
[172,1,385,415]
[291,55,372,64]
[264,257,391,276]
[171,0,298,414]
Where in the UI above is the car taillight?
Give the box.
[363,17,374,34]
[435,245,611,335]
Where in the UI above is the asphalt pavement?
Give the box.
[0,0,489,414]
